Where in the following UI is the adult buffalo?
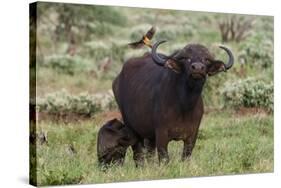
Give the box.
[113,40,234,164]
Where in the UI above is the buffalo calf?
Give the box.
[97,118,137,166]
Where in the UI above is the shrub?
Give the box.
[217,15,254,42]
[221,77,273,111]
[40,3,127,42]
[84,41,126,63]
[43,55,93,75]
[37,90,117,116]
[88,22,114,37]
[89,6,127,26]
[238,33,273,68]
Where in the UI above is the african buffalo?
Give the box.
[97,118,137,166]
[112,40,234,165]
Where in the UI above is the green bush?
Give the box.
[90,6,127,26]
[37,90,117,116]
[88,22,114,37]
[238,33,273,68]
[222,77,273,111]
[84,41,126,63]
[43,55,94,75]
[38,3,127,42]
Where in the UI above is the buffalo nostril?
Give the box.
[191,65,196,70]
[201,66,205,70]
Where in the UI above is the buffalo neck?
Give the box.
[176,73,205,113]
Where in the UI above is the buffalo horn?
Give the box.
[152,40,168,66]
[219,45,234,70]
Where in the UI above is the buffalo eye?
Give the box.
[177,57,192,64]
[204,58,211,65]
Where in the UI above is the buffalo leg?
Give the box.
[182,129,199,160]
[132,141,144,167]
[144,139,156,161]
[182,139,193,160]
[156,129,169,164]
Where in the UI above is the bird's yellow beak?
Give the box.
[143,36,152,48]
[143,36,151,45]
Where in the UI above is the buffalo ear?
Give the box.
[207,60,226,76]
[165,59,181,73]
[104,119,124,133]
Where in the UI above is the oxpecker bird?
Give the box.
[128,26,156,49]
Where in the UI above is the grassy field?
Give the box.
[33,110,273,186]
[30,2,274,186]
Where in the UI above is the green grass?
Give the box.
[33,110,273,186]
[36,67,113,96]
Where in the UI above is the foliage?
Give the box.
[84,41,127,63]
[87,22,114,37]
[37,90,117,116]
[37,2,127,42]
[218,15,254,42]
[222,77,273,111]
[43,55,94,75]
[238,33,274,68]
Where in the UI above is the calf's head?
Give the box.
[151,40,234,80]
[97,118,137,166]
